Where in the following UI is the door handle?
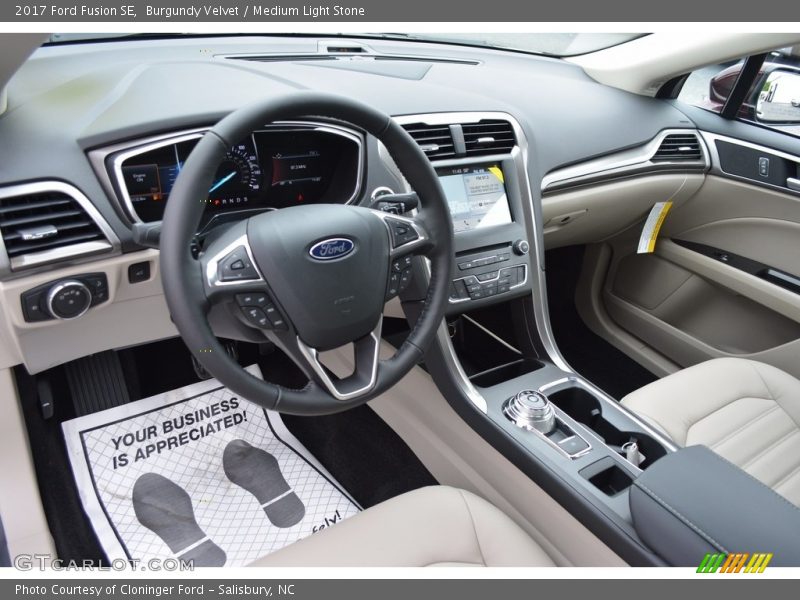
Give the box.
[787,177,800,192]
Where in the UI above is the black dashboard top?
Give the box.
[0,35,694,250]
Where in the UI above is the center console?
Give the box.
[435,159,534,309]
[392,112,676,566]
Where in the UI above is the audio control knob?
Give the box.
[46,280,92,320]
[504,390,556,434]
[513,239,530,255]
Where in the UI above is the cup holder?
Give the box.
[547,386,667,469]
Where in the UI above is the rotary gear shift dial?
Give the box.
[503,390,556,434]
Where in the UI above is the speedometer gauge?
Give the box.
[207,143,262,208]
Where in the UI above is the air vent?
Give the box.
[0,185,112,270]
[651,133,703,162]
[462,120,516,156]
[400,123,457,160]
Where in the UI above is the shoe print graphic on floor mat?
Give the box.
[63,366,359,566]
[132,473,226,566]
[223,439,306,527]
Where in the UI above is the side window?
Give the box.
[677,46,800,139]
[678,59,745,116]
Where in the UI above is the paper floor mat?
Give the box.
[62,365,359,567]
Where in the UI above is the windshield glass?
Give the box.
[397,33,645,56]
[47,33,645,57]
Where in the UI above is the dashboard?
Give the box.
[0,34,712,373]
[109,124,363,226]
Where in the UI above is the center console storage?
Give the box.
[422,295,677,564]
[545,383,667,469]
[448,315,543,387]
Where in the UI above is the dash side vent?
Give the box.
[461,120,516,157]
[0,187,110,267]
[652,133,703,162]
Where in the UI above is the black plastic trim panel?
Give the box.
[673,239,800,295]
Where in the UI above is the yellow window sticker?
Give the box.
[637,201,673,254]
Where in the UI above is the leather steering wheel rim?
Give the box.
[160,92,453,415]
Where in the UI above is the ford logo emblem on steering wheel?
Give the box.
[309,237,356,261]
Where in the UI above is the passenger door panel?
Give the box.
[594,141,800,381]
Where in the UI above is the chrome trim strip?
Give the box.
[541,128,710,193]
[10,241,114,271]
[205,233,264,288]
[296,317,383,402]
[223,50,481,66]
[110,130,205,224]
[393,111,517,127]
[434,319,488,414]
[91,121,365,226]
[461,314,522,355]
[515,414,594,461]
[700,130,800,198]
[0,181,120,278]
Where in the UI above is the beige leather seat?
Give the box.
[622,357,800,507]
[250,485,555,567]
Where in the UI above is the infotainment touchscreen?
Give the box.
[436,164,512,233]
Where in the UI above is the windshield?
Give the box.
[47,33,645,57]
[395,33,646,56]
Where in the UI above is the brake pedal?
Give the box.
[191,340,238,380]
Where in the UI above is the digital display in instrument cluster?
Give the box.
[117,128,360,223]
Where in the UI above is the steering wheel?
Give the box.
[160,92,453,415]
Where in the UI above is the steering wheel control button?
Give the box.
[235,292,269,308]
[267,312,287,330]
[391,254,413,273]
[399,268,413,291]
[386,217,419,247]
[386,272,401,299]
[504,390,556,435]
[47,280,92,320]
[218,246,259,282]
[241,306,270,329]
